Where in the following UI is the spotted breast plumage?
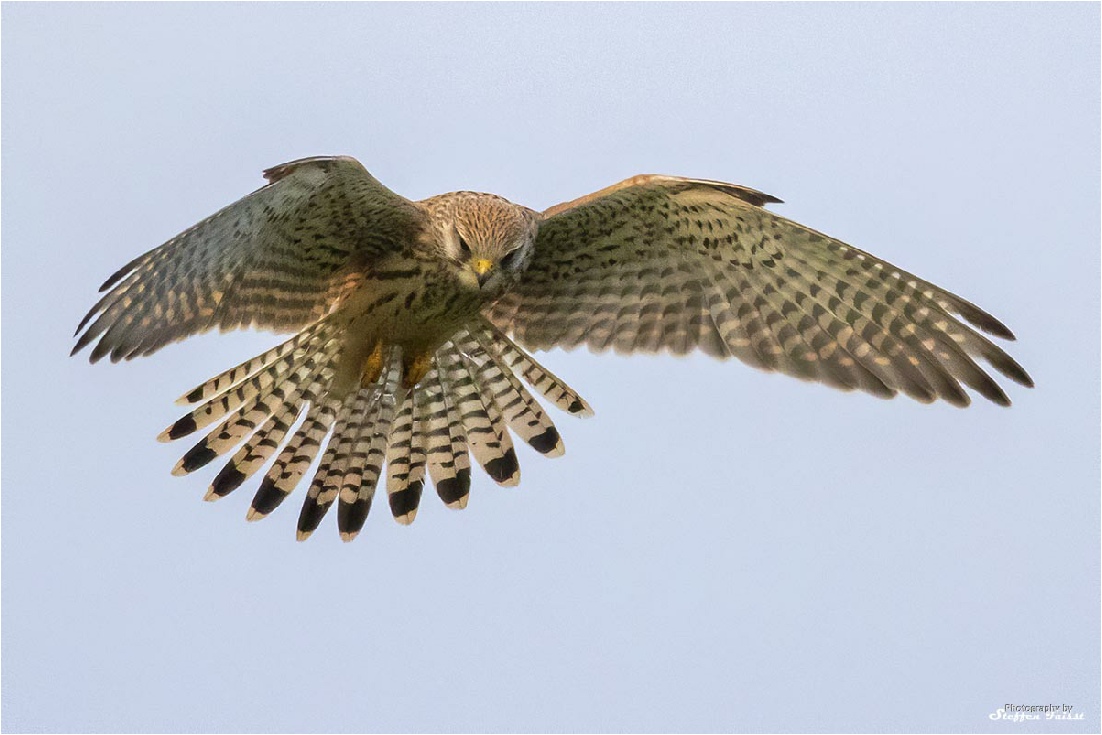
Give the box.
[73,156,1034,541]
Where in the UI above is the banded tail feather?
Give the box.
[295,355,401,542]
[173,321,338,406]
[251,399,340,523]
[471,319,594,417]
[159,338,331,441]
[384,389,426,525]
[166,329,342,473]
[168,347,338,473]
[336,362,401,541]
[295,391,374,540]
[457,328,564,457]
[206,354,338,500]
[437,343,520,486]
[421,362,473,509]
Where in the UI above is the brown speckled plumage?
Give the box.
[73,156,1033,541]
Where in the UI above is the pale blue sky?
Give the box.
[2,3,1098,733]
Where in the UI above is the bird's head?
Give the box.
[425,192,539,297]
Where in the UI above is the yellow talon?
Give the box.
[401,348,433,389]
[360,341,385,388]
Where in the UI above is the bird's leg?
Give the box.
[401,347,434,389]
[359,340,386,388]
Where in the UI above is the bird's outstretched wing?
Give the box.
[486,174,1033,406]
[73,156,429,363]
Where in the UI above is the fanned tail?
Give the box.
[159,319,593,540]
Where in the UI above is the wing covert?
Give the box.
[486,175,1033,406]
[73,156,429,363]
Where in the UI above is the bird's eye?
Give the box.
[457,234,471,254]
[501,249,521,268]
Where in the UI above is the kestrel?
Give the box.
[73,156,1034,541]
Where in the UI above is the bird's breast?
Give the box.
[324,256,488,399]
[337,257,483,344]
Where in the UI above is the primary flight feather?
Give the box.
[73,156,1033,541]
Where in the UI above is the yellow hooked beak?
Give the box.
[471,258,494,287]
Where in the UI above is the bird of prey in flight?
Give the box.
[73,156,1033,541]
